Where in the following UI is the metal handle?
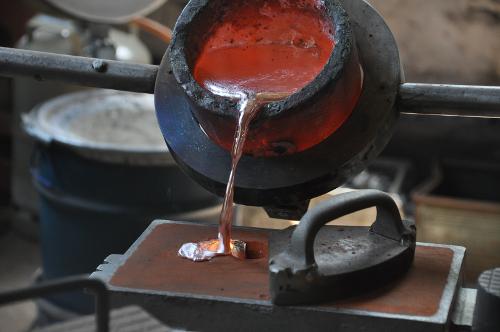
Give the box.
[287,190,406,269]
[0,276,109,332]
[399,83,500,118]
[1,47,499,116]
[0,47,158,93]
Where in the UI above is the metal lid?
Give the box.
[24,90,174,165]
[45,0,167,24]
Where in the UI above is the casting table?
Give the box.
[92,220,466,332]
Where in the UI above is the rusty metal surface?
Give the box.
[92,220,465,331]
[331,245,453,316]
[110,222,271,300]
[110,221,448,315]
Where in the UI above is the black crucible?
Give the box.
[155,0,393,211]
[166,0,363,157]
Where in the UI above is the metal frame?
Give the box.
[0,276,110,332]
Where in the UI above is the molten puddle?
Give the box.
[178,238,267,261]
[178,0,335,262]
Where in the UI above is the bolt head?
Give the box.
[92,60,108,73]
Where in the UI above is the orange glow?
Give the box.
[192,0,363,156]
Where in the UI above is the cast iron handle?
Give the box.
[287,189,409,269]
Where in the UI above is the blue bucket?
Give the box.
[25,90,220,314]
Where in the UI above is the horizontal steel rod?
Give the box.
[1,48,499,117]
[399,83,500,118]
[0,47,158,94]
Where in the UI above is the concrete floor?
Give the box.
[0,226,41,332]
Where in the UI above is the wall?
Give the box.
[369,0,500,84]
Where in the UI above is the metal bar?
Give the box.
[0,276,109,332]
[0,47,158,94]
[2,47,499,118]
[399,83,500,118]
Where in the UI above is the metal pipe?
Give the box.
[0,47,157,94]
[399,83,500,118]
[1,47,500,117]
[0,276,109,332]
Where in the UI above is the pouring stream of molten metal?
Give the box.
[178,0,335,261]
